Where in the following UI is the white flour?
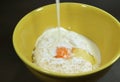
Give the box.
[32,27,101,74]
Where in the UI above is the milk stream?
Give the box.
[55,0,61,43]
[56,0,61,27]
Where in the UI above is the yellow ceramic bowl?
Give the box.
[13,2,120,81]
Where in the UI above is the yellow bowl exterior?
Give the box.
[13,3,120,78]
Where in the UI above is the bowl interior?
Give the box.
[13,3,120,76]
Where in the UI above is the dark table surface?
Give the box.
[0,0,120,82]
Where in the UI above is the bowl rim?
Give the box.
[13,2,120,78]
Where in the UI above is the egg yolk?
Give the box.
[55,47,70,58]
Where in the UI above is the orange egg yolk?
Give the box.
[55,47,70,58]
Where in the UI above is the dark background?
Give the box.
[0,0,120,82]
